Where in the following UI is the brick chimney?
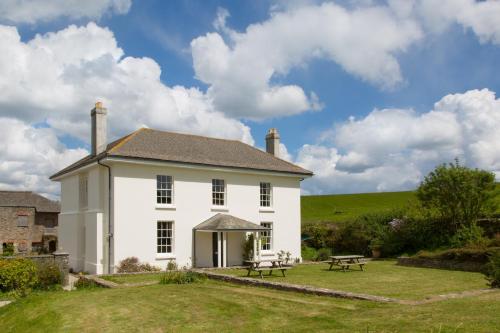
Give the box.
[265,128,280,157]
[91,102,107,156]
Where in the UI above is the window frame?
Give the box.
[259,182,272,208]
[212,179,226,207]
[157,221,174,255]
[17,215,28,228]
[260,222,273,252]
[156,175,174,205]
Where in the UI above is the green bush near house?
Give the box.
[0,258,38,297]
[35,262,63,290]
[117,257,161,273]
[159,271,206,285]
[484,250,500,288]
[415,247,500,263]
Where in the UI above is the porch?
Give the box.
[192,213,269,268]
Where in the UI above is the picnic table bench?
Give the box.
[327,255,366,272]
[244,259,291,278]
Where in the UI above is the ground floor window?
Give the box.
[260,222,273,251]
[157,221,173,254]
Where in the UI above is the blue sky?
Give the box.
[1,0,500,197]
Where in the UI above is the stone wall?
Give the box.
[2,252,70,285]
[397,257,484,272]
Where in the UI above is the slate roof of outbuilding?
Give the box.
[50,128,313,179]
[0,191,60,213]
[193,213,269,231]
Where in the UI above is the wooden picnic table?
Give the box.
[244,259,291,278]
[327,255,366,272]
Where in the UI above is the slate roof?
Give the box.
[194,213,269,231]
[0,191,60,213]
[50,128,313,179]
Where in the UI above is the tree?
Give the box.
[416,160,497,232]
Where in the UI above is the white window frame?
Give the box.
[212,179,226,206]
[156,175,174,205]
[259,182,272,208]
[260,222,273,253]
[157,221,174,255]
[79,174,88,210]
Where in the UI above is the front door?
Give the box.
[212,232,218,267]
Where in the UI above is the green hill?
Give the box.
[301,191,417,225]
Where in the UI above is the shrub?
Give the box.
[484,250,500,288]
[35,262,63,290]
[415,247,500,263]
[117,257,161,273]
[159,271,206,285]
[450,224,488,248]
[0,258,38,296]
[166,260,178,271]
[301,246,317,261]
[242,234,255,260]
[2,243,14,256]
[315,248,332,261]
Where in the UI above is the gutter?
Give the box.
[97,159,113,274]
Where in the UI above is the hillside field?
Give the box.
[301,191,417,225]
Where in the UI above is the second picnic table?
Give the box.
[244,259,291,278]
[327,255,366,272]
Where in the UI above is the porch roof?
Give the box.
[194,213,269,232]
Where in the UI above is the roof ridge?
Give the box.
[108,127,148,153]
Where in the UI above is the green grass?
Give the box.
[1,280,499,332]
[214,261,488,300]
[100,273,164,285]
[301,191,416,225]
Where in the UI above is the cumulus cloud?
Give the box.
[0,23,253,144]
[297,89,500,194]
[191,2,423,120]
[0,118,87,198]
[0,0,131,24]
[0,22,254,197]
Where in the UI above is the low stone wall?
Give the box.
[2,252,70,285]
[194,269,397,303]
[397,257,484,272]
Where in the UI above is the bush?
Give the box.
[36,262,63,290]
[484,250,500,288]
[315,248,331,261]
[159,271,206,285]
[0,258,38,296]
[117,257,161,273]
[166,260,178,271]
[2,243,14,256]
[301,246,317,261]
[450,224,488,248]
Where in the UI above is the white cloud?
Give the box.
[0,0,131,24]
[191,2,422,120]
[0,118,87,198]
[297,89,500,194]
[0,22,253,145]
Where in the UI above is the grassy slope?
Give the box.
[1,281,499,332]
[301,191,416,225]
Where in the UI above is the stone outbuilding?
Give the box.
[0,191,60,255]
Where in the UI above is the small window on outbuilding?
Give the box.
[17,215,28,227]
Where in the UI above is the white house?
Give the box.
[50,103,313,274]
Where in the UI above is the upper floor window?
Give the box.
[157,175,173,204]
[260,182,272,207]
[17,215,28,227]
[157,221,174,254]
[260,222,273,251]
[212,179,225,206]
[79,174,88,209]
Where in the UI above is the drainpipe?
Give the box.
[97,159,113,274]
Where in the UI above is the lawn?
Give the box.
[301,191,416,225]
[1,280,499,332]
[100,273,164,284]
[214,260,488,300]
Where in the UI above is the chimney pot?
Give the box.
[91,102,107,156]
[265,128,280,157]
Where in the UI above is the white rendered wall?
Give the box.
[110,161,302,270]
